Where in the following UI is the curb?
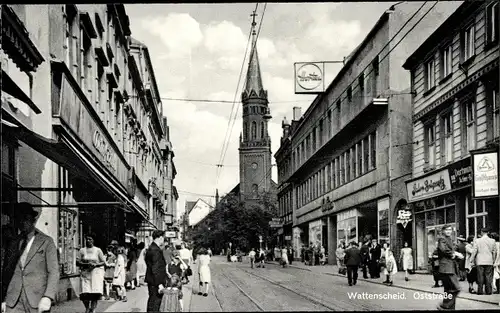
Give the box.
[268,262,499,306]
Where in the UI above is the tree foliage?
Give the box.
[187,192,278,253]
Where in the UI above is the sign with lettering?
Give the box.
[396,209,412,228]
[164,231,176,238]
[472,151,499,198]
[294,62,325,94]
[406,169,451,202]
[269,217,283,228]
[448,158,472,189]
[58,74,129,191]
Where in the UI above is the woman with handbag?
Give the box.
[178,243,193,283]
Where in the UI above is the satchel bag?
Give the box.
[338,266,347,275]
[185,266,193,277]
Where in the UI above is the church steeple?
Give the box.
[242,11,267,101]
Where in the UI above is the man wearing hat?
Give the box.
[2,202,59,313]
[456,236,467,281]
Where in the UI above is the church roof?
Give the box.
[244,40,264,95]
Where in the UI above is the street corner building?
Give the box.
[274,2,464,263]
[402,1,499,271]
[1,4,178,303]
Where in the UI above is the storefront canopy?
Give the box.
[1,115,148,220]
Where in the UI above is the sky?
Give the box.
[124,2,404,219]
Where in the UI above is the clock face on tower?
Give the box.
[251,162,258,170]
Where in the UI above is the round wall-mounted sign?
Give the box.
[296,63,323,90]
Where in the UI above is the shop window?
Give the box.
[436,210,445,225]
[446,207,455,223]
[378,209,389,243]
[465,196,487,238]
[426,211,436,226]
[58,209,78,276]
[441,112,453,164]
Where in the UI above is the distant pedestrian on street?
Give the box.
[436,224,463,311]
[248,248,256,268]
[383,247,397,286]
[456,236,467,281]
[490,232,500,294]
[163,243,174,266]
[2,203,59,313]
[104,245,117,300]
[399,242,413,282]
[368,239,381,279]
[113,246,127,302]
[344,242,362,286]
[288,246,294,265]
[256,249,266,268]
[178,243,193,284]
[359,240,370,279]
[145,230,167,312]
[319,245,326,265]
[336,242,345,267]
[207,247,213,257]
[281,246,289,268]
[136,242,147,287]
[472,228,497,295]
[465,235,477,293]
[197,248,211,297]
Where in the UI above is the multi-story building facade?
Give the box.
[1,4,176,302]
[274,2,461,262]
[403,1,499,270]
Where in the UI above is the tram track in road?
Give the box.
[238,268,336,311]
[215,272,266,311]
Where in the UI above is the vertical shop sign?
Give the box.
[472,150,499,198]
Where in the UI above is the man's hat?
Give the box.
[13,202,39,219]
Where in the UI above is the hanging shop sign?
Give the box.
[471,150,499,198]
[294,62,325,94]
[284,235,292,241]
[396,208,412,228]
[448,158,472,190]
[406,169,451,202]
[164,231,176,238]
[269,218,283,228]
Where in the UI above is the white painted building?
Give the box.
[187,199,214,227]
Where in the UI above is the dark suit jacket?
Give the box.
[145,242,167,288]
[4,229,59,308]
[437,236,458,274]
[344,247,362,266]
[360,244,370,263]
[369,245,381,261]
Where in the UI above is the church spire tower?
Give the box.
[239,10,273,203]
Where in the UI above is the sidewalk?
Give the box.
[269,260,500,306]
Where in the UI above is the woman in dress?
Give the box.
[465,235,476,293]
[491,232,500,294]
[399,242,413,281]
[383,248,398,286]
[136,242,147,287]
[113,246,127,302]
[197,248,212,297]
[125,243,138,290]
[335,242,346,272]
[76,235,106,313]
[281,246,289,267]
[319,245,327,265]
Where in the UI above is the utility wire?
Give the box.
[291,1,431,145]
[217,3,268,189]
[215,3,259,188]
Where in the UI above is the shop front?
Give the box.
[406,156,499,271]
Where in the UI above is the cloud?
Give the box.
[142,13,203,58]
[204,21,247,54]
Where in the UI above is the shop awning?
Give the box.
[2,70,41,114]
[1,116,148,220]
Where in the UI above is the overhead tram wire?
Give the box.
[214,3,259,189]
[217,3,268,188]
[290,1,431,146]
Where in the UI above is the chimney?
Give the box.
[215,189,219,206]
[282,117,290,139]
[293,107,302,121]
